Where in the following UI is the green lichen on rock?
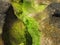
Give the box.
[11,0,41,45]
[21,0,41,45]
[20,13,40,45]
[11,0,48,45]
[11,0,22,17]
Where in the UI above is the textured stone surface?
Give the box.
[0,14,5,34]
[0,0,10,34]
[0,1,10,45]
[39,3,60,45]
[0,0,10,13]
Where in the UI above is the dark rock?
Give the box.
[0,0,10,34]
[0,0,10,13]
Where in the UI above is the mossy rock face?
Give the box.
[1,3,26,45]
[9,19,26,44]
[11,0,41,45]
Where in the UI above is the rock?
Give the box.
[40,3,60,45]
[0,0,10,13]
[0,0,10,35]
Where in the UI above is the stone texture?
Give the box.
[0,0,10,35]
[39,3,60,45]
[0,0,10,45]
[0,0,10,13]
